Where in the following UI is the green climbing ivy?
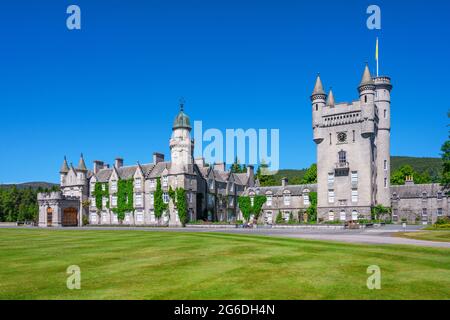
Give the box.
[112,179,134,221]
[154,178,167,219]
[238,195,267,221]
[169,186,188,225]
[93,182,109,212]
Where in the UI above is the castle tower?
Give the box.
[170,102,193,173]
[374,75,393,207]
[59,156,69,186]
[312,64,391,222]
[311,74,327,144]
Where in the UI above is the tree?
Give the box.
[371,205,391,221]
[154,178,167,219]
[391,165,431,185]
[256,161,277,186]
[301,164,317,184]
[275,211,284,224]
[230,157,244,173]
[441,112,450,188]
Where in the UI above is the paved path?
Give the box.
[2,225,449,248]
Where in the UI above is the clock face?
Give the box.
[337,132,347,143]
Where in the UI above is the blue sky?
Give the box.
[0,0,449,183]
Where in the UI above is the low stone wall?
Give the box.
[0,222,18,227]
[268,224,345,230]
[185,224,238,229]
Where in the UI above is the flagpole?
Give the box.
[376,37,379,77]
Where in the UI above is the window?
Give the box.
[284,211,291,222]
[340,211,346,221]
[352,130,355,142]
[135,194,143,206]
[437,192,443,200]
[303,194,310,206]
[102,184,106,191]
[250,196,255,207]
[111,196,117,206]
[352,189,358,203]
[162,176,168,187]
[315,104,318,111]
[328,190,335,203]
[384,109,387,118]
[328,173,335,184]
[328,211,335,221]
[150,193,154,205]
[111,181,117,192]
[266,195,272,206]
[209,179,214,190]
[90,182,96,194]
[136,212,144,223]
[422,208,427,216]
[102,197,107,208]
[365,95,367,103]
[351,171,358,183]
[338,150,347,164]
[329,133,332,145]
[188,192,193,203]
[352,210,358,221]
[135,178,142,189]
[229,197,234,206]
[392,209,398,222]
[163,192,169,204]
[229,183,234,192]
[150,179,155,188]
[384,160,387,170]
[422,192,427,200]
[384,178,388,188]
[283,193,291,206]
[437,208,443,216]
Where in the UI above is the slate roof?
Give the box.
[391,183,446,199]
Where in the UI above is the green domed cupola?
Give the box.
[173,101,191,130]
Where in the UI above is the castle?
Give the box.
[38,65,449,227]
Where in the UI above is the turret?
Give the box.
[77,153,87,183]
[358,64,376,135]
[311,74,327,144]
[59,156,69,186]
[326,88,335,107]
[170,102,193,171]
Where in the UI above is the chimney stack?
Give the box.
[282,177,288,187]
[153,152,165,164]
[214,162,226,172]
[115,157,123,168]
[93,160,104,174]
[405,175,415,186]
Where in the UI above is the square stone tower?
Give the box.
[311,64,392,222]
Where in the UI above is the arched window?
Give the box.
[365,95,368,103]
[338,150,347,164]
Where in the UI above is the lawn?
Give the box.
[394,230,450,243]
[0,228,449,300]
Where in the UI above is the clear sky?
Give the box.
[0,0,449,183]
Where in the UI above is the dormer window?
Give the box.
[437,192,443,200]
[209,179,214,190]
[283,191,291,206]
[111,181,117,192]
[162,176,168,187]
[229,183,234,192]
[266,193,273,206]
[422,191,427,200]
[135,178,142,189]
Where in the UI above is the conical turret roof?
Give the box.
[359,63,374,87]
[326,88,335,107]
[77,153,87,171]
[312,74,325,95]
[60,156,69,173]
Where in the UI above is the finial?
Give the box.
[80,153,84,158]
[179,97,185,112]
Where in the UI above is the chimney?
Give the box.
[93,160,104,174]
[153,152,165,164]
[282,177,288,187]
[247,165,254,178]
[405,175,415,186]
[195,157,205,167]
[214,162,225,172]
[115,157,123,168]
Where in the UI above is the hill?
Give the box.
[0,182,58,190]
[268,156,443,186]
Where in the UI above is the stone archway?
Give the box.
[62,207,78,226]
[47,207,53,227]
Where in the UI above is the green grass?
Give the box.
[395,230,450,243]
[0,229,449,300]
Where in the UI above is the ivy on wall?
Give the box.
[112,179,134,221]
[93,182,109,212]
[169,186,188,225]
[238,195,267,221]
[154,178,167,219]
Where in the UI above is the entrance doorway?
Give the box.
[62,207,78,226]
[47,207,53,227]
